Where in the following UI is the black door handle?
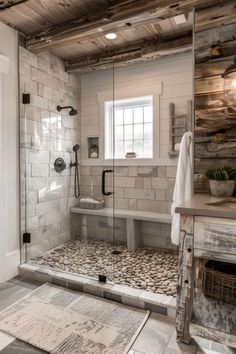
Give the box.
[102,169,113,195]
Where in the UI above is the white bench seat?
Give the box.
[71,207,172,251]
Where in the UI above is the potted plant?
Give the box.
[205,166,236,197]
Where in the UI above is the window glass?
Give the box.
[105,96,153,159]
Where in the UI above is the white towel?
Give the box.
[171,132,193,245]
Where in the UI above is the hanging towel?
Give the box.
[171,132,193,245]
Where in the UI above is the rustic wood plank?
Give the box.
[195,142,236,158]
[65,32,192,72]
[195,93,226,110]
[176,214,194,344]
[0,0,28,9]
[190,324,236,348]
[195,39,236,64]
[194,157,236,174]
[195,75,223,95]
[194,249,236,263]
[0,2,53,32]
[195,0,236,32]
[25,0,222,52]
[194,220,236,255]
[195,22,236,51]
[195,56,235,79]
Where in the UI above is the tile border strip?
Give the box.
[18,263,176,318]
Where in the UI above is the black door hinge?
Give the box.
[98,274,107,283]
[23,233,31,243]
[22,93,30,104]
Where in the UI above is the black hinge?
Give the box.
[22,93,30,104]
[98,274,107,283]
[23,233,31,243]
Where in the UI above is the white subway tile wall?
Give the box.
[20,46,80,261]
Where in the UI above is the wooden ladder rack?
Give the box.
[169,100,192,157]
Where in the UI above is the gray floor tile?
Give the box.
[0,332,15,351]
[8,277,43,291]
[165,331,198,354]
[131,313,175,354]
[0,283,31,311]
[0,339,47,353]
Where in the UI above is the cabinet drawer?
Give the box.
[194,221,236,258]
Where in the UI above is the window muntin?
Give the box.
[105,96,153,159]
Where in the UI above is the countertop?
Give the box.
[175,194,236,219]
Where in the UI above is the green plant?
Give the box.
[205,166,236,181]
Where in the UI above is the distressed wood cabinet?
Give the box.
[176,213,236,348]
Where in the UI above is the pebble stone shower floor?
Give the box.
[31,239,178,296]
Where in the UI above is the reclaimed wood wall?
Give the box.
[194,8,236,193]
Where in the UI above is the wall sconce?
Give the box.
[222,57,236,106]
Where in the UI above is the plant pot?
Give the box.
[209,180,235,197]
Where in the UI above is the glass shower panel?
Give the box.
[20,79,75,263]
[70,68,115,282]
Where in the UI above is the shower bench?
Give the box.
[71,207,172,251]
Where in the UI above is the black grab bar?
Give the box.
[102,169,113,195]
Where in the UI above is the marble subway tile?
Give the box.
[41,72,59,90]
[31,164,49,177]
[152,178,168,190]
[144,177,151,189]
[129,166,138,177]
[36,200,60,216]
[29,150,50,164]
[20,46,38,68]
[38,56,47,72]
[166,166,177,178]
[124,188,155,200]
[19,61,30,78]
[114,176,135,188]
[158,166,166,178]
[137,200,168,213]
[137,166,153,176]
[155,190,166,201]
[128,199,137,210]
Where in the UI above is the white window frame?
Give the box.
[105,95,153,160]
[96,84,162,166]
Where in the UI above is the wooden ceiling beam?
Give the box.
[0,0,28,10]
[26,0,223,53]
[65,32,192,73]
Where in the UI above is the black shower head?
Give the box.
[57,105,78,116]
[73,144,80,152]
[69,108,78,116]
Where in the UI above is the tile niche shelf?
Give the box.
[87,137,99,158]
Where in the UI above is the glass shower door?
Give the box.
[20,77,77,264]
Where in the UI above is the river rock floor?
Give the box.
[31,239,178,296]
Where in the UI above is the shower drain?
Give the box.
[111,250,122,255]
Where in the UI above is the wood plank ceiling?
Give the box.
[0,0,232,72]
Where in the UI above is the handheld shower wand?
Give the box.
[70,144,80,198]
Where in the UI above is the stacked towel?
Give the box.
[171,132,193,245]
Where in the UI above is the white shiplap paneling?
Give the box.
[80,52,193,165]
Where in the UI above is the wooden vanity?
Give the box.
[175,194,236,348]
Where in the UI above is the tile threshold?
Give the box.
[18,263,176,318]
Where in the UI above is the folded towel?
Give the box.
[174,143,181,152]
[79,198,100,204]
[171,132,193,245]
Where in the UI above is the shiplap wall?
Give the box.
[80,52,193,164]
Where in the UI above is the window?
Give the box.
[105,96,153,159]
